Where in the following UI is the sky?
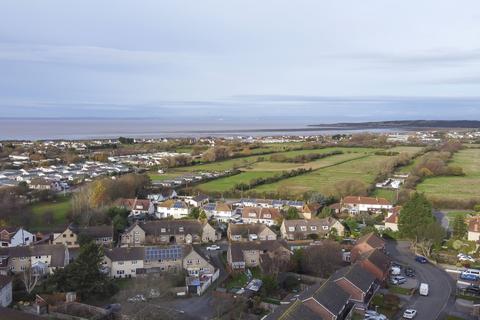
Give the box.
[1,0,480,121]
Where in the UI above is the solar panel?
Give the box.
[173,202,185,208]
[145,245,183,260]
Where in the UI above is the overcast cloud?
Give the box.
[1,0,480,120]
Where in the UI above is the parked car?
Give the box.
[415,256,428,264]
[403,309,417,319]
[461,269,480,281]
[365,310,387,320]
[127,294,146,303]
[390,276,407,285]
[466,285,480,295]
[405,267,415,277]
[458,254,476,263]
[206,245,221,251]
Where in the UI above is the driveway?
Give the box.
[387,240,455,320]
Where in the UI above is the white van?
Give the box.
[419,283,429,296]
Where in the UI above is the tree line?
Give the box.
[270,150,343,163]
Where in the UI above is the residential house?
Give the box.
[156,200,190,219]
[350,233,385,263]
[300,203,321,220]
[468,217,480,242]
[0,244,69,274]
[52,224,113,248]
[341,196,392,215]
[0,227,36,247]
[116,198,155,218]
[183,245,215,277]
[268,280,353,320]
[241,207,281,226]
[143,245,183,273]
[103,247,144,278]
[0,275,12,307]
[332,264,378,310]
[227,240,291,272]
[185,194,209,207]
[227,223,277,242]
[147,189,177,203]
[280,218,345,240]
[357,249,390,283]
[203,202,234,222]
[384,206,401,232]
[121,220,216,246]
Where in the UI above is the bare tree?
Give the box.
[22,266,40,294]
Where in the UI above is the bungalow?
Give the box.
[241,207,281,226]
[156,200,189,219]
[120,220,217,246]
[341,196,392,215]
[185,194,209,207]
[103,247,144,278]
[0,227,36,247]
[0,244,69,274]
[227,223,277,242]
[350,233,385,263]
[384,206,401,232]
[52,224,113,248]
[468,217,480,242]
[203,202,234,222]
[227,240,290,272]
[147,189,177,203]
[0,275,12,307]
[280,218,345,241]
[332,264,378,309]
[116,198,155,218]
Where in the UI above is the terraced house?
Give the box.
[52,224,113,248]
[120,220,217,246]
[280,218,345,240]
[227,240,290,272]
[0,244,69,275]
[241,207,281,226]
[227,223,277,242]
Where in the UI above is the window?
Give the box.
[300,226,307,231]
[288,227,295,232]
[179,227,184,232]
[116,270,124,275]
[70,233,74,237]
[132,260,137,264]
[160,228,166,233]
[62,234,66,238]
[310,226,317,231]
[322,226,329,230]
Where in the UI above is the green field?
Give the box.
[30,195,71,230]
[373,189,398,203]
[417,149,480,202]
[249,153,390,196]
[194,171,279,193]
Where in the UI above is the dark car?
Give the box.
[415,256,428,264]
[405,267,415,277]
[466,285,480,295]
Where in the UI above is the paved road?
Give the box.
[387,240,455,320]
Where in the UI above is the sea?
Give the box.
[0,118,396,141]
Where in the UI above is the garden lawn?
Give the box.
[373,189,397,204]
[417,149,480,202]
[30,195,71,230]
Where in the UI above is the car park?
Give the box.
[403,309,417,319]
[415,256,428,264]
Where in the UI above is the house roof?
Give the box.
[138,220,205,236]
[105,247,144,261]
[385,206,401,224]
[229,240,289,263]
[116,198,151,210]
[241,207,281,220]
[145,245,183,261]
[158,200,188,209]
[310,279,351,316]
[283,218,339,235]
[360,249,391,273]
[0,275,11,288]
[469,217,480,233]
[73,225,113,239]
[0,244,67,267]
[278,300,321,320]
[228,223,273,237]
[343,196,391,206]
[332,264,376,293]
[355,232,385,249]
[193,194,209,202]
[0,308,44,320]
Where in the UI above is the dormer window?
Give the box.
[300,226,307,231]
[322,226,329,230]
[288,227,295,232]
[311,226,317,231]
